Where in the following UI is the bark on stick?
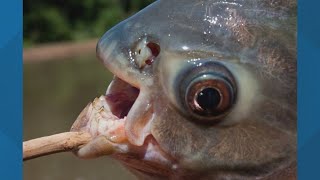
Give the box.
[23,132,92,161]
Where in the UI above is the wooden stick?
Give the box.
[23,132,92,161]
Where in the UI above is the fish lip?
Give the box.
[96,39,141,88]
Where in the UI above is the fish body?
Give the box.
[72,0,296,179]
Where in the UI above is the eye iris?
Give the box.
[176,61,237,122]
[196,88,221,111]
[185,76,235,120]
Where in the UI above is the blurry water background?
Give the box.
[24,0,153,179]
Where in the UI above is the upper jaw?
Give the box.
[96,32,158,146]
[92,29,179,174]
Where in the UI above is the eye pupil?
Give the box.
[196,88,221,111]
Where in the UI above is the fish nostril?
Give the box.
[145,42,160,65]
[147,42,160,58]
[134,39,161,68]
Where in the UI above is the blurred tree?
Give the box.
[120,0,131,13]
[24,0,154,46]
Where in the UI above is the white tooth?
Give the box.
[92,97,103,110]
[89,112,99,136]
[125,89,153,146]
[98,95,111,112]
[85,97,108,136]
[98,118,108,135]
[100,110,109,120]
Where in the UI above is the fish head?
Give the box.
[72,0,296,179]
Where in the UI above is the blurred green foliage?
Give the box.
[24,0,154,45]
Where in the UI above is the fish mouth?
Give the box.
[71,75,177,175]
[105,76,140,121]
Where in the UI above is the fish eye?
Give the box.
[186,74,235,121]
[176,61,237,122]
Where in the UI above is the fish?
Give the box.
[71,0,297,179]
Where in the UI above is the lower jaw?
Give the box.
[71,85,177,172]
[112,137,178,178]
